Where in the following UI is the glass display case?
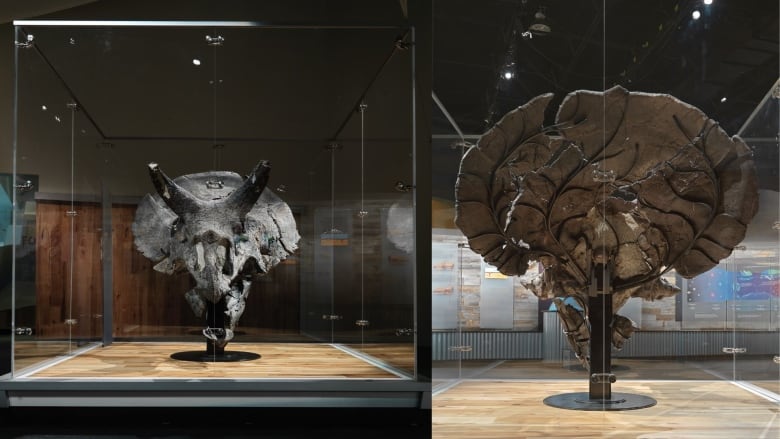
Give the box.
[1,18,428,408]
[432,83,780,377]
[431,0,778,435]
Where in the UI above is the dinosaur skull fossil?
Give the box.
[132,161,299,351]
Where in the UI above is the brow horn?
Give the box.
[147,162,200,216]
[224,161,271,217]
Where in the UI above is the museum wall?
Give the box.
[29,200,303,339]
[434,226,780,333]
[26,197,416,341]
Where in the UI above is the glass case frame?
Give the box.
[1,18,431,409]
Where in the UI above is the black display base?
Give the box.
[543,392,656,411]
[170,351,261,362]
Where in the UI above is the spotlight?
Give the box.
[503,71,514,80]
[192,59,201,66]
[528,7,552,36]
[692,10,701,20]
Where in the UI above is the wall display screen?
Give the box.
[687,267,780,303]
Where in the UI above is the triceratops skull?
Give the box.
[132,161,300,351]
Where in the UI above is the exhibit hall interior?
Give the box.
[0,0,432,416]
[431,0,780,437]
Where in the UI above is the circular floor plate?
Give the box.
[170,351,261,362]
[543,392,656,411]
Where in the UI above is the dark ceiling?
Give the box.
[7,0,418,202]
[433,0,779,135]
[432,0,779,201]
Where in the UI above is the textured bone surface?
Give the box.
[455,86,758,353]
[133,162,300,350]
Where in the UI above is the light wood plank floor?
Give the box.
[433,380,780,438]
[14,341,78,371]
[25,342,398,379]
[346,343,415,373]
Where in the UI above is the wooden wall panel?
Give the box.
[35,202,301,338]
[111,205,300,336]
[35,201,102,338]
[242,258,300,332]
[111,204,196,336]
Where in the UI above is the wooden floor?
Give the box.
[433,380,780,438]
[22,342,400,379]
[346,343,415,373]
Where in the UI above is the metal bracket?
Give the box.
[14,327,32,336]
[205,180,224,189]
[395,328,415,336]
[355,320,370,327]
[206,35,224,46]
[773,355,780,364]
[64,319,78,326]
[322,314,342,321]
[590,373,617,384]
[394,37,411,50]
[592,168,616,183]
[448,345,472,352]
[65,210,78,217]
[722,347,747,354]
[15,34,34,48]
[395,181,415,192]
[66,102,79,111]
[14,180,34,193]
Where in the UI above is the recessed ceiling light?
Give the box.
[704,0,713,5]
[192,59,201,66]
[720,96,727,103]
[41,105,47,111]
[54,115,61,123]
[503,71,514,80]
[692,10,701,19]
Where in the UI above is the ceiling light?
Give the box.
[528,7,552,36]
[503,71,514,80]
[704,0,713,4]
[692,10,701,20]
[54,115,61,123]
[720,96,727,103]
[41,105,47,111]
[192,59,201,66]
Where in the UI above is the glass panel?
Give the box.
[13,27,105,374]
[431,94,475,385]
[12,23,415,380]
[732,83,780,390]
[432,0,779,420]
